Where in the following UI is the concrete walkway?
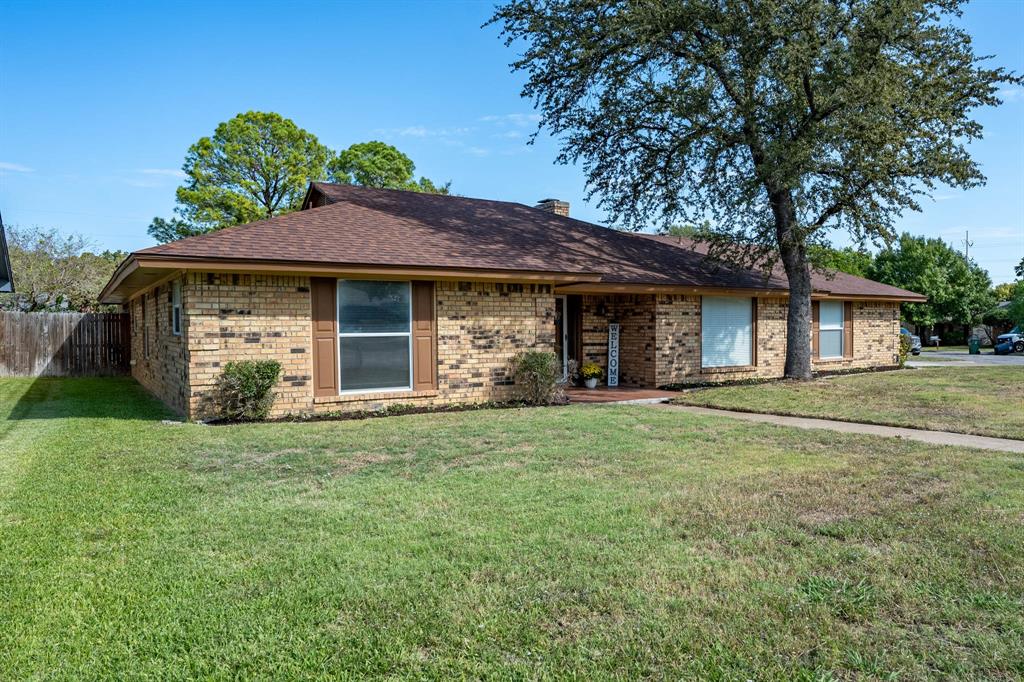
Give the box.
[657,404,1024,454]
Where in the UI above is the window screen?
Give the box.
[701,296,753,367]
[819,301,843,358]
[337,280,411,392]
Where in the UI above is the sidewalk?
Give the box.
[656,404,1024,454]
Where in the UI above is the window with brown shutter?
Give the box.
[310,277,338,397]
[811,301,820,360]
[411,281,436,390]
[843,301,854,358]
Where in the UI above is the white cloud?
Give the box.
[480,113,542,127]
[373,125,473,138]
[465,146,490,157]
[0,161,34,173]
[938,225,1021,239]
[997,86,1023,102]
[139,168,186,178]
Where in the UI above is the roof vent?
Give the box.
[535,198,569,217]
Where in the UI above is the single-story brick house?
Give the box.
[100,183,925,419]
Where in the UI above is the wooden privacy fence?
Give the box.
[0,311,131,377]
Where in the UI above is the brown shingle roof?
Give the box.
[119,183,924,301]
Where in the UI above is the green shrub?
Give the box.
[215,360,282,421]
[512,350,565,405]
[898,334,912,368]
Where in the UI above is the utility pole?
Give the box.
[962,230,973,260]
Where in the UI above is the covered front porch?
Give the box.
[554,292,664,389]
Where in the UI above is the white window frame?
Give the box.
[701,296,754,368]
[819,300,844,358]
[171,280,182,336]
[336,280,413,395]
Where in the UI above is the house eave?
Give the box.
[99,254,604,304]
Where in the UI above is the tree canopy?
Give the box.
[868,233,993,330]
[176,111,332,229]
[808,245,874,278]
[491,0,1017,378]
[0,225,125,312]
[328,141,450,194]
[148,114,449,243]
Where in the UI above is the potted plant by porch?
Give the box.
[580,362,603,389]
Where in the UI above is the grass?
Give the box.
[673,366,1024,440]
[2,377,1023,679]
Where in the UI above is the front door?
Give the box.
[554,295,583,381]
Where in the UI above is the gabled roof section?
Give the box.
[101,183,926,303]
[0,212,13,293]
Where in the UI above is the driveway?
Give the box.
[907,350,1024,367]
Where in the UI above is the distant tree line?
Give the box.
[812,237,1021,341]
[149,111,451,243]
[0,225,125,312]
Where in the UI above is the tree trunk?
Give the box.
[771,190,814,380]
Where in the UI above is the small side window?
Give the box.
[171,281,182,336]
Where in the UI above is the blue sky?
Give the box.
[1,0,1021,283]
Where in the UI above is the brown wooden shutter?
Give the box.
[843,301,854,358]
[812,301,820,360]
[751,297,759,366]
[411,281,437,390]
[310,277,338,397]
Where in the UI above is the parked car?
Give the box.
[900,328,922,355]
[994,326,1023,355]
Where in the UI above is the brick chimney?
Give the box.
[535,198,569,217]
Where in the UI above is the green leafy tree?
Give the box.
[659,220,712,238]
[1007,283,1024,328]
[993,282,1017,302]
[149,111,332,242]
[1016,257,1024,280]
[808,245,874,278]
[491,0,1017,378]
[328,141,450,194]
[0,225,125,312]
[869,233,994,332]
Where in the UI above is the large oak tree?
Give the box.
[491,0,1017,378]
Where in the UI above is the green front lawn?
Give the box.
[2,378,1022,679]
[673,366,1024,440]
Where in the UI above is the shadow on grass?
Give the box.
[3,376,174,423]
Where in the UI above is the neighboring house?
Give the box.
[100,183,925,419]
[0,212,13,293]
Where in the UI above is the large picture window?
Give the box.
[819,301,844,358]
[337,280,412,392]
[701,296,753,368]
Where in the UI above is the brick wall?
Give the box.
[129,278,189,415]
[654,296,900,385]
[435,280,556,403]
[184,273,314,419]
[126,273,900,418]
[175,275,555,419]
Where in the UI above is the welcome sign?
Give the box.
[607,323,620,387]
